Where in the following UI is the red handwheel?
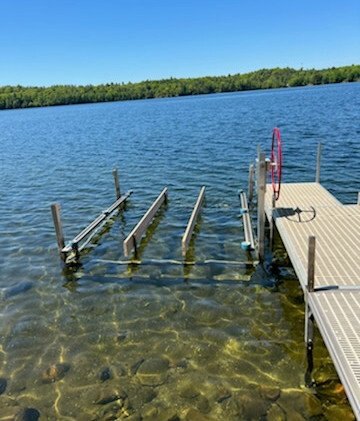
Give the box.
[271,128,282,201]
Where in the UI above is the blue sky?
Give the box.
[0,0,359,86]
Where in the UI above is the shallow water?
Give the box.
[0,83,359,419]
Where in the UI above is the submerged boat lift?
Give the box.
[51,175,251,267]
[50,128,360,418]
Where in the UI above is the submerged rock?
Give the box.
[259,385,281,401]
[324,404,355,420]
[277,390,322,418]
[238,394,271,419]
[130,358,145,376]
[136,357,169,386]
[184,408,212,421]
[117,331,127,342]
[99,367,112,382]
[16,408,40,421]
[94,386,127,405]
[42,362,70,383]
[179,385,200,399]
[128,385,157,409]
[215,387,232,403]
[194,394,211,413]
[141,405,159,419]
[0,377,7,394]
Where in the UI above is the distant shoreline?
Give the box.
[0,65,359,111]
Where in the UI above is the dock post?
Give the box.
[315,143,322,183]
[51,204,66,262]
[257,150,266,262]
[248,164,255,203]
[269,194,276,251]
[307,236,316,293]
[112,168,121,199]
[305,236,316,386]
[357,192,360,205]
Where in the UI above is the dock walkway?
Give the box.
[265,182,360,419]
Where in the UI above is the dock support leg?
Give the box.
[304,236,316,387]
[269,194,276,251]
[257,150,266,262]
[357,192,360,205]
[132,236,138,259]
[51,203,67,262]
[248,164,255,204]
[112,168,121,199]
[315,143,322,183]
[304,304,315,387]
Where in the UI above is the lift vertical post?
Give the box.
[51,203,66,262]
[257,150,266,262]
[248,163,255,203]
[112,168,121,199]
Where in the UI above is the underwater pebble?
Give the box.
[153,408,180,421]
[179,385,200,399]
[99,367,112,382]
[259,385,281,401]
[96,402,124,419]
[42,362,70,383]
[193,394,211,413]
[136,357,169,386]
[16,408,40,421]
[215,387,232,403]
[175,358,189,370]
[324,404,355,420]
[129,386,157,409]
[95,386,127,405]
[117,331,127,342]
[277,390,322,418]
[0,377,7,394]
[130,358,145,375]
[238,394,271,419]
[141,405,158,419]
[316,378,346,399]
[184,408,212,421]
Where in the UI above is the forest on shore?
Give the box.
[0,65,359,110]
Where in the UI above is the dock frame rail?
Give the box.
[239,190,255,251]
[51,168,132,264]
[181,186,206,256]
[123,187,168,258]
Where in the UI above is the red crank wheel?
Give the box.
[271,128,282,201]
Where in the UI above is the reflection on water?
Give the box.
[0,83,359,419]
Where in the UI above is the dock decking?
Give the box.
[264,182,360,419]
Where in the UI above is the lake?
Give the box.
[0,83,359,419]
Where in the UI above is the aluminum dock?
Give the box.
[264,182,360,419]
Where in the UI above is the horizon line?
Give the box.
[1,64,359,89]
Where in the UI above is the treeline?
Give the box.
[0,65,359,110]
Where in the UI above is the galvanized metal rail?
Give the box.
[239,190,255,251]
[64,191,132,253]
[51,168,132,263]
[181,186,206,256]
[123,187,168,257]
